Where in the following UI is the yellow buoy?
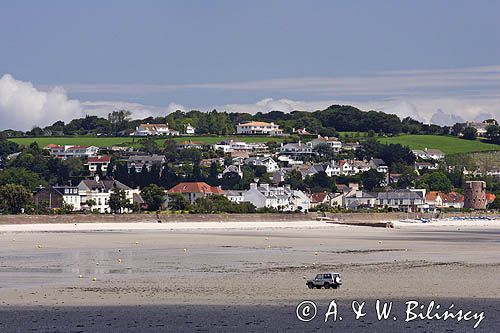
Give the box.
[92,277,97,281]
[37,244,42,248]
[78,275,83,278]
[314,251,318,256]
[117,258,122,263]
[96,262,99,266]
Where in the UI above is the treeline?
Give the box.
[1,105,452,138]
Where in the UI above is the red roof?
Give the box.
[442,192,464,203]
[310,192,328,204]
[88,155,111,163]
[168,182,224,194]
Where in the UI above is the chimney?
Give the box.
[250,183,258,190]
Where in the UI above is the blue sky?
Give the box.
[1,0,500,129]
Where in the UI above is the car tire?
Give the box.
[333,285,338,289]
[307,282,314,289]
[324,283,330,289]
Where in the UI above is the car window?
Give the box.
[315,274,322,279]
[324,274,332,278]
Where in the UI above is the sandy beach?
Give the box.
[0,219,499,331]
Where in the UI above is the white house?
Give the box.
[236,121,283,135]
[224,190,246,203]
[185,123,196,135]
[131,123,179,136]
[369,158,389,173]
[214,140,254,153]
[307,135,342,152]
[33,186,81,211]
[279,142,313,155]
[244,156,279,173]
[242,183,309,212]
[47,144,99,159]
[77,177,134,213]
[86,155,111,174]
[412,148,445,160]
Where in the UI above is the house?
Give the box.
[221,164,243,178]
[127,155,166,173]
[241,183,309,212]
[176,140,205,150]
[279,141,313,155]
[465,121,489,136]
[293,128,311,135]
[425,191,445,208]
[377,189,426,212]
[244,156,279,173]
[78,177,134,213]
[34,186,81,211]
[224,190,245,203]
[344,190,378,210]
[308,164,335,177]
[277,155,303,166]
[351,160,371,174]
[185,123,195,135]
[167,182,224,204]
[307,135,342,152]
[47,145,99,159]
[131,123,179,136]
[271,169,286,185]
[86,155,111,174]
[342,142,361,151]
[369,158,389,173]
[442,192,464,208]
[309,192,331,208]
[414,162,439,171]
[412,148,445,160]
[214,140,254,153]
[236,121,283,135]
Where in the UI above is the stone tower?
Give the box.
[463,181,487,209]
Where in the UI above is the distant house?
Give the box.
[131,123,179,136]
[442,191,464,209]
[351,160,371,174]
[369,158,389,173]
[34,186,81,211]
[214,140,254,153]
[309,192,331,208]
[425,191,445,208]
[236,121,283,135]
[293,127,311,135]
[244,156,279,173]
[126,155,166,173]
[86,155,111,174]
[185,123,195,135]
[221,164,243,178]
[308,164,335,177]
[224,190,245,203]
[414,162,439,171]
[412,148,445,160]
[307,135,342,152]
[176,140,205,150]
[167,182,224,204]
[465,121,489,136]
[279,142,313,155]
[47,144,99,159]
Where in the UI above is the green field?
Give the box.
[9,135,286,148]
[378,135,500,154]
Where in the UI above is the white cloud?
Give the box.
[0,74,82,130]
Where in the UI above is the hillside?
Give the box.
[378,134,500,154]
[8,135,285,148]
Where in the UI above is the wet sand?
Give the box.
[0,222,499,331]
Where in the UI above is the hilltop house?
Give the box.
[236,121,283,135]
[131,123,179,136]
[47,144,99,159]
[412,148,445,160]
[307,135,342,152]
[185,123,195,135]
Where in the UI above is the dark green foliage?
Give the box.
[416,171,453,193]
[462,127,477,140]
[361,169,385,191]
[0,184,32,214]
[192,194,256,213]
[141,184,166,211]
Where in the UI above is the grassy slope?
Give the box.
[9,135,286,147]
[378,135,500,154]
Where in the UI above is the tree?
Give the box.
[139,138,160,154]
[0,167,47,189]
[416,171,452,193]
[462,127,477,140]
[451,123,465,136]
[284,169,305,190]
[305,171,336,192]
[108,188,131,213]
[313,143,336,161]
[489,196,500,210]
[167,192,190,211]
[141,184,166,211]
[108,110,132,135]
[361,169,385,191]
[0,184,32,214]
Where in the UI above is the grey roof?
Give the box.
[370,158,387,167]
[79,179,131,191]
[377,190,423,200]
[346,191,378,199]
[224,190,245,196]
[127,155,165,163]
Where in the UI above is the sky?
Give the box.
[1,0,500,130]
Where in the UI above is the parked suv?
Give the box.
[306,272,342,289]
